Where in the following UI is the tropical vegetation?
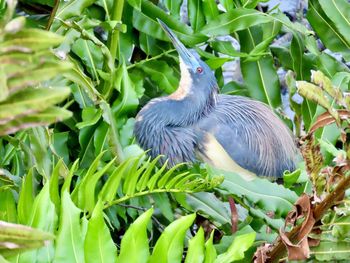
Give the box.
[0,0,350,262]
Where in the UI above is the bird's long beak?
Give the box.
[157,19,200,71]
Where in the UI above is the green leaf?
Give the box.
[139,60,178,94]
[201,8,272,36]
[17,169,34,225]
[202,0,219,22]
[132,0,207,45]
[185,227,205,263]
[215,231,255,262]
[163,0,183,20]
[72,39,103,81]
[17,182,56,262]
[76,107,103,129]
[312,241,350,261]
[118,208,153,263]
[0,189,17,223]
[53,191,84,263]
[308,0,350,61]
[217,168,298,216]
[204,231,217,263]
[84,201,117,263]
[76,156,116,212]
[319,0,350,47]
[239,27,281,108]
[149,213,196,263]
[55,0,96,21]
[184,192,231,228]
[188,0,205,32]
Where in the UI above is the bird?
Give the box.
[134,19,299,180]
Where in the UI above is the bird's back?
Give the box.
[195,95,298,178]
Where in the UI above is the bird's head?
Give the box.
[158,19,217,99]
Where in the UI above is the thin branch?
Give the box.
[103,189,195,210]
[46,0,59,30]
[126,49,177,70]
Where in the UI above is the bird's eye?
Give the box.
[196,67,203,74]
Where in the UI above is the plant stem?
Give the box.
[109,0,124,63]
[126,49,177,69]
[103,189,195,209]
[46,0,60,30]
[266,172,350,262]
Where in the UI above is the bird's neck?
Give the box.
[134,84,217,166]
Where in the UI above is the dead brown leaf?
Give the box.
[279,194,316,261]
[309,110,350,134]
[253,243,271,263]
[279,229,310,260]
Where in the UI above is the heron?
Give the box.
[134,19,299,180]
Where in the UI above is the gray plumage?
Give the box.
[134,20,299,178]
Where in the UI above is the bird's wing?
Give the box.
[195,95,297,178]
[196,131,257,181]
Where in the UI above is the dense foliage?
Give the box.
[0,0,350,262]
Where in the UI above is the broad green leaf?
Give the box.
[94,122,109,156]
[28,127,51,178]
[149,214,196,263]
[312,241,350,261]
[76,107,103,130]
[319,0,350,47]
[215,231,256,263]
[99,158,134,202]
[185,227,205,263]
[76,156,116,212]
[50,159,68,214]
[201,8,272,36]
[307,0,350,61]
[219,0,234,11]
[52,132,70,165]
[204,231,217,263]
[163,0,183,20]
[139,33,165,56]
[152,193,174,222]
[139,60,178,94]
[100,101,125,162]
[217,169,298,216]
[188,0,205,32]
[113,63,139,116]
[132,0,207,45]
[84,201,117,263]
[0,189,17,223]
[78,126,96,169]
[72,39,103,81]
[202,0,219,22]
[63,59,100,102]
[53,191,84,263]
[239,27,281,108]
[55,0,96,21]
[118,208,153,263]
[61,159,79,194]
[184,192,231,228]
[17,183,57,262]
[17,169,34,224]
